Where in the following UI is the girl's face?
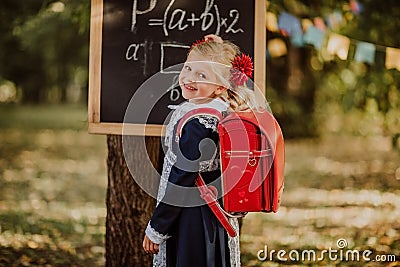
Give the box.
[179,53,225,102]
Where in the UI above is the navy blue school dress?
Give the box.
[145,100,240,267]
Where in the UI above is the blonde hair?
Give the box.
[188,40,259,111]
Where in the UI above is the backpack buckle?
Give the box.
[248,152,257,166]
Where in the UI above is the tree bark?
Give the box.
[105,135,162,266]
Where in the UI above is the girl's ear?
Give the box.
[215,86,227,95]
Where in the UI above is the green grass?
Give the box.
[0,104,88,130]
[241,136,400,266]
[0,104,107,266]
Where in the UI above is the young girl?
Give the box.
[143,35,263,267]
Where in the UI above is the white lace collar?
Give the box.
[164,98,228,148]
[168,98,229,112]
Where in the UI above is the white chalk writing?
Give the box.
[126,43,144,61]
[131,0,157,32]
[131,0,244,36]
[160,43,190,73]
[167,74,181,101]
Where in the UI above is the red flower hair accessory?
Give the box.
[231,53,253,86]
[190,38,207,50]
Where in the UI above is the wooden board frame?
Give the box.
[88,0,266,136]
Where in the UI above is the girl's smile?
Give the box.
[182,83,198,92]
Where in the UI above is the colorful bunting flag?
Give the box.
[355,42,376,64]
[291,33,304,47]
[266,8,400,73]
[385,47,400,71]
[350,0,363,14]
[326,11,344,30]
[278,12,302,37]
[301,19,313,31]
[327,33,350,60]
[314,17,327,32]
[303,26,325,49]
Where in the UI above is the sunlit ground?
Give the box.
[0,105,107,266]
[241,136,400,266]
[0,105,399,266]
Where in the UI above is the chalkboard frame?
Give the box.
[88,0,266,136]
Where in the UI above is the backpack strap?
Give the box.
[196,174,237,237]
[175,108,223,141]
[174,108,238,236]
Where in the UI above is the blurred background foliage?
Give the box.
[0,0,400,266]
[0,0,90,104]
[267,0,400,140]
[266,0,400,140]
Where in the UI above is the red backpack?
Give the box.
[176,107,285,236]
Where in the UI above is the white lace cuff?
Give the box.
[145,222,171,245]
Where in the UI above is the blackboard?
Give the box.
[88,0,266,136]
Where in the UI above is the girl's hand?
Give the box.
[204,34,223,43]
[143,235,159,254]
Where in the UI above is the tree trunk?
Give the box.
[267,41,316,138]
[105,135,162,266]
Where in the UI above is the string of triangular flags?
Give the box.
[266,0,400,71]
